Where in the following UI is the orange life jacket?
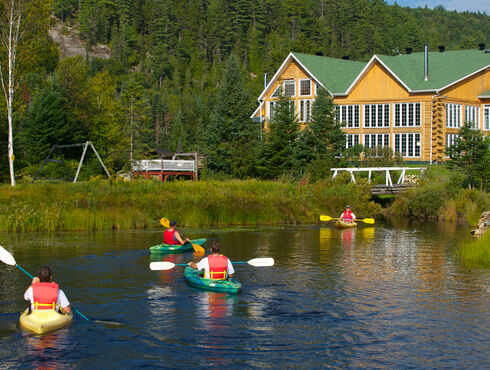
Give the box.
[341,210,353,220]
[32,282,59,310]
[163,229,179,245]
[208,254,228,280]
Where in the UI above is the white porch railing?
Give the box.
[331,167,426,186]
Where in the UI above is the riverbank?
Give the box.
[0,179,382,232]
[453,233,490,267]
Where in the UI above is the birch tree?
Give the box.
[0,0,54,185]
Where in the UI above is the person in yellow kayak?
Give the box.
[164,220,190,245]
[24,266,71,314]
[188,241,234,279]
[339,205,356,224]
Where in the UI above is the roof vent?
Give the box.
[342,55,350,60]
[438,45,445,52]
[405,47,413,54]
[315,51,324,56]
[478,43,485,50]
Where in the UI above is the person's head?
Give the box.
[38,266,52,282]
[345,205,351,210]
[210,241,221,254]
[169,220,177,228]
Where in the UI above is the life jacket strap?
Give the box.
[34,302,58,310]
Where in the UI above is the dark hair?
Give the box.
[210,241,221,253]
[39,266,52,282]
[169,220,177,227]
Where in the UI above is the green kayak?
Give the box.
[149,238,207,253]
[184,266,241,293]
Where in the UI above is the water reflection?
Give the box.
[23,327,73,369]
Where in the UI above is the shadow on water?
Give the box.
[0,224,489,368]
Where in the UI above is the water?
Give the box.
[0,222,489,368]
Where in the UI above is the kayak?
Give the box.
[19,308,73,335]
[335,220,357,228]
[150,238,207,253]
[184,266,241,293]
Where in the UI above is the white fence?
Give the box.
[132,159,195,172]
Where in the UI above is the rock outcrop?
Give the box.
[471,211,489,238]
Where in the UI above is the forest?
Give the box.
[0,0,488,183]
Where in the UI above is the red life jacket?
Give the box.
[32,282,59,310]
[208,254,228,280]
[163,229,179,245]
[342,210,353,220]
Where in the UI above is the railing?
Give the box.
[331,167,426,186]
[132,159,195,172]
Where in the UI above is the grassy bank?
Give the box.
[0,178,382,232]
[453,233,490,267]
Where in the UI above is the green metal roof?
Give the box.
[292,52,366,94]
[292,50,489,94]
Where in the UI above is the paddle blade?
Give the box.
[192,243,205,253]
[0,246,16,266]
[247,258,274,267]
[160,217,170,228]
[319,215,334,222]
[150,261,176,271]
[360,218,375,224]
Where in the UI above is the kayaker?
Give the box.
[339,205,356,224]
[164,220,190,245]
[188,241,234,279]
[24,266,71,314]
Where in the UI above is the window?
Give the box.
[465,106,480,129]
[484,105,490,130]
[394,133,421,157]
[268,101,277,120]
[394,103,421,127]
[284,80,295,97]
[446,103,462,128]
[364,134,390,155]
[364,104,390,128]
[288,101,295,116]
[336,105,360,128]
[446,134,459,157]
[299,100,311,122]
[345,134,360,148]
[300,79,311,96]
[271,85,280,98]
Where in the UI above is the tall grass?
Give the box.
[0,177,382,232]
[453,233,490,267]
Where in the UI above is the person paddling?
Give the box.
[339,205,356,224]
[188,241,234,280]
[24,266,71,314]
[164,220,190,245]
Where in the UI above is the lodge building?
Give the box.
[251,46,490,163]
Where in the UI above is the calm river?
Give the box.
[0,221,489,368]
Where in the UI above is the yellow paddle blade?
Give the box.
[360,218,375,224]
[319,215,335,222]
[160,217,170,228]
[192,243,205,253]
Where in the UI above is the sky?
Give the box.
[384,0,489,14]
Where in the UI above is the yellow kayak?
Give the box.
[19,308,73,335]
[335,220,357,228]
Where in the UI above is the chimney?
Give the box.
[438,45,445,52]
[478,43,485,50]
[342,55,350,60]
[405,47,413,54]
[424,43,429,81]
[264,73,267,89]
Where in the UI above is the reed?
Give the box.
[453,233,490,267]
[0,178,382,232]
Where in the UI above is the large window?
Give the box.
[394,103,421,127]
[336,105,360,128]
[364,104,390,128]
[446,134,459,157]
[484,105,490,130]
[300,79,311,96]
[465,106,480,129]
[345,134,360,148]
[364,134,390,156]
[299,100,311,122]
[446,103,462,128]
[394,133,421,157]
[284,80,295,97]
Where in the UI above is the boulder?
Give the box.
[471,211,489,238]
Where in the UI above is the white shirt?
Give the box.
[24,286,70,311]
[196,255,235,279]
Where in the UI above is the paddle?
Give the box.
[160,217,205,253]
[0,245,122,327]
[319,215,375,224]
[150,257,275,271]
